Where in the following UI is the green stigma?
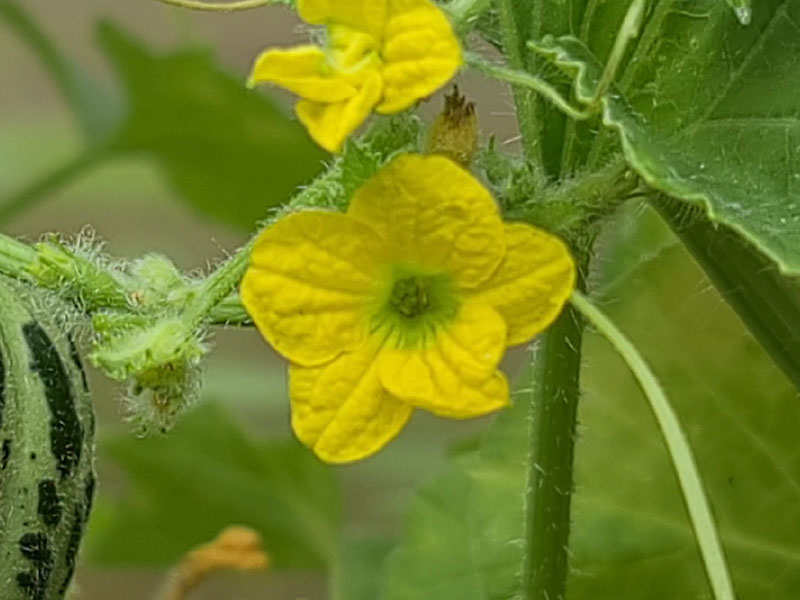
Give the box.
[389,276,430,318]
[371,265,460,348]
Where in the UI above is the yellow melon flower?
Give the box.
[241,154,575,463]
[248,0,462,152]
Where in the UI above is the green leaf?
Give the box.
[591,200,677,298]
[98,22,326,230]
[569,213,800,598]
[334,536,395,600]
[531,0,800,273]
[84,402,340,569]
[653,195,800,392]
[381,357,546,600]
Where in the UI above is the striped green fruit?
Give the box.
[0,277,95,600]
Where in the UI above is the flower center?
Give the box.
[389,276,430,318]
[371,265,460,349]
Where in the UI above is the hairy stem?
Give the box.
[184,241,253,328]
[523,274,586,599]
[495,0,543,175]
[570,290,736,600]
[467,54,590,122]
[209,294,252,326]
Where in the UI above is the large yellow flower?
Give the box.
[249,0,462,152]
[241,154,575,463]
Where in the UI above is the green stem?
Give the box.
[524,288,585,599]
[569,290,736,600]
[0,230,133,311]
[184,241,254,328]
[153,0,283,11]
[0,148,105,225]
[506,159,639,236]
[209,294,252,326]
[466,54,591,122]
[583,0,646,111]
[0,232,38,278]
[445,0,493,29]
[494,0,543,173]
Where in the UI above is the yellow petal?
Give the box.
[347,154,505,288]
[298,0,387,38]
[377,0,462,113]
[470,223,576,346]
[249,46,356,102]
[289,341,413,463]
[328,25,381,74]
[240,211,386,367]
[295,69,383,152]
[377,300,509,418]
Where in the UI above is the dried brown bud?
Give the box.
[426,86,479,167]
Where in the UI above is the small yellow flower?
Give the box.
[241,154,575,463]
[249,0,462,152]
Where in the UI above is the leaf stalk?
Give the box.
[570,290,736,600]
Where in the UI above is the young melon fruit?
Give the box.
[0,278,95,600]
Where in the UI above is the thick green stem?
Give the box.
[524,278,585,600]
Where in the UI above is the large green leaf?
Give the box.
[335,536,395,600]
[97,22,326,230]
[531,0,800,272]
[653,196,800,391]
[84,402,340,569]
[569,217,800,598]
[381,355,547,600]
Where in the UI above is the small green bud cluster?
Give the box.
[25,233,231,435]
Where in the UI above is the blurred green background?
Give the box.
[1,2,799,599]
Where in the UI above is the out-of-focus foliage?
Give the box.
[99,23,326,230]
[0,1,325,229]
[0,0,119,142]
[379,206,800,599]
[84,402,340,570]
